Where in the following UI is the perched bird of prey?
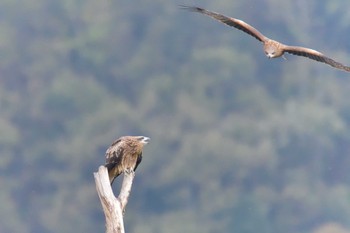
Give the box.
[105,136,150,185]
[181,5,350,72]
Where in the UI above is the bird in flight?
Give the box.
[105,136,150,185]
[181,5,350,72]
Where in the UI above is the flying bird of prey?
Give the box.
[105,136,150,185]
[181,5,350,72]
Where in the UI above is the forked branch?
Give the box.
[94,166,135,233]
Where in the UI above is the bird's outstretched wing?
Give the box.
[180,5,268,43]
[283,45,350,72]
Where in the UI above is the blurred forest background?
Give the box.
[1,0,350,232]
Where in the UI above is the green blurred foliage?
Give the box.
[1,0,350,232]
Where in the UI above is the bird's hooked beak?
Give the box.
[141,136,150,144]
[266,53,273,59]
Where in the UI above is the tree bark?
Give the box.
[94,166,135,233]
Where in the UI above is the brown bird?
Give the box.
[105,136,150,185]
[181,5,350,72]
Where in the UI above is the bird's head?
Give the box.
[264,47,277,58]
[136,136,150,145]
[263,41,283,59]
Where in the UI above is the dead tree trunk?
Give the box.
[94,166,135,233]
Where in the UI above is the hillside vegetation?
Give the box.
[1,0,350,233]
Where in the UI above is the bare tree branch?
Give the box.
[118,169,135,214]
[94,166,135,233]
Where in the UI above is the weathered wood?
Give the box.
[94,166,135,233]
[118,169,135,214]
